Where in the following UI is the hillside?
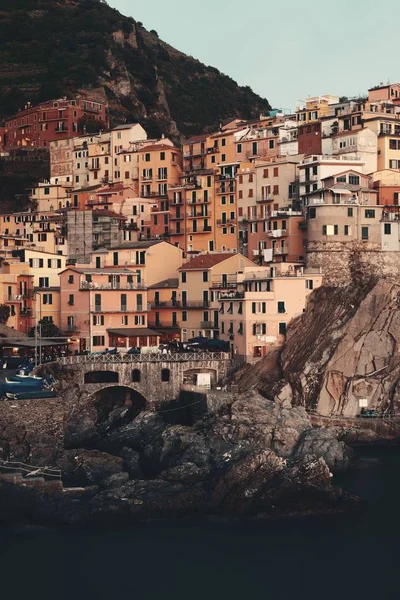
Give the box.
[0,0,271,139]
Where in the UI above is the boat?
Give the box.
[5,378,43,392]
[6,391,57,401]
[12,374,43,382]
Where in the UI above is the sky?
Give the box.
[109,0,400,111]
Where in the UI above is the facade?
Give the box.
[4,97,108,149]
[218,263,323,362]
[178,252,254,341]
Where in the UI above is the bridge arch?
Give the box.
[90,385,147,424]
[84,370,119,384]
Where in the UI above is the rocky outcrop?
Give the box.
[240,280,400,423]
[0,391,358,525]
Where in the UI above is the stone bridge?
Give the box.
[54,352,233,406]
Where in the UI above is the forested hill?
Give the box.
[0,0,271,138]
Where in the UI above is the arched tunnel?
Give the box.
[90,386,147,425]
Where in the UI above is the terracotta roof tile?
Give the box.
[180,253,236,271]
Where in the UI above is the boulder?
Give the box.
[294,428,353,472]
[56,449,124,487]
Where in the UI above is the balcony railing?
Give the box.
[80,281,146,290]
[186,227,212,234]
[182,301,210,309]
[268,229,287,238]
[200,321,215,329]
[66,325,80,333]
[151,301,181,309]
[273,247,288,255]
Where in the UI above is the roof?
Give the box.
[148,278,179,289]
[0,338,69,348]
[110,240,163,250]
[60,267,139,275]
[107,328,159,337]
[180,253,237,271]
[184,133,209,144]
[92,210,126,219]
[140,144,179,152]
[112,124,140,131]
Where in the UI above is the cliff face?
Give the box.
[0,389,355,525]
[240,279,400,420]
[0,0,271,138]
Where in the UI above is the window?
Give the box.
[322,225,327,235]
[348,208,353,217]
[161,368,170,382]
[181,272,186,283]
[145,153,151,162]
[202,271,208,282]
[344,225,351,236]
[122,315,128,325]
[68,275,74,284]
[273,185,279,195]
[221,154,226,162]
[93,336,105,347]
[182,310,187,322]
[113,252,119,266]
[273,167,279,177]
[68,294,74,306]
[361,226,369,240]
[384,223,392,235]
[221,138,226,147]
[279,323,287,335]
[160,151,165,160]
[278,301,285,314]
[334,224,339,235]
[309,207,316,219]
[132,369,141,383]
[43,294,53,305]
[237,143,242,153]
[39,277,49,288]
[269,140,274,149]
[365,209,375,219]
[306,280,314,290]
[349,175,360,186]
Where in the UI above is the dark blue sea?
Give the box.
[1,447,399,600]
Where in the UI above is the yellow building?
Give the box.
[178,252,254,341]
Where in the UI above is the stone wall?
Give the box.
[307,241,400,286]
[55,359,232,406]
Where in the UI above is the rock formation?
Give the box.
[0,392,356,525]
[239,279,400,421]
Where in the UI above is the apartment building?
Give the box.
[4,96,108,149]
[297,96,339,155]
[11,248,67,328]
[218,264,323,362]
[372,170,400,205]
[178,252,254,341]
[60,240,182,352]
[147,278,181,342]
[248,210,306,265]
[31,182,73,212]
[0,258,34,334]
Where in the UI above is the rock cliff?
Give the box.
[239,279,400,421]
[0,392,355,525]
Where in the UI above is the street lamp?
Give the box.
[33,291,42,367]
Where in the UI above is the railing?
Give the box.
[80,282,146,290]
[57,352,231,365]
[273,247,288,255]
[151,301,181,308]
[0,459,61,481]
[182,301,210,308]
[200,321,215,329]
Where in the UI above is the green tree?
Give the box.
[0,304,10,325]
[29,320,62,338]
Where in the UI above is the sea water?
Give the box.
[1,447,399,600]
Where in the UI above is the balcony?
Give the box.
[151,301,181,309]
[169,214,184,221]
[187,212,211,218]
[268,229,287,238]
[20,308,32,317]
[5,294,24,302]
[66,325,80,333]
[168,229,184,235]
[206,146,219,154]
[142,176,153,182]
[89,164,100,171]
[55,127,68,134]
[211,278,237,289]
[217,219,235,226]
[186,226,212,234]
[182,301,210,309]
[219,291,245,300]
[80,281,146,291]
[273,247,288,255]
[256,197,274,203]
[200,321,215,329]
[187,198,210,205]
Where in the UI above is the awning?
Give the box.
[106,328,159,337]
[329,187,353,195]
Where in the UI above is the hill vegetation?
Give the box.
[0,0,271,138]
